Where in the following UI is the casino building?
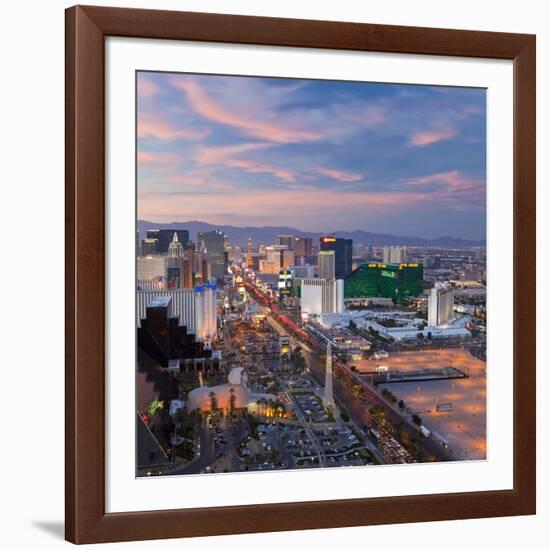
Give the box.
[185,367,277,415]
[320,236,353,278]
[344,262,424,303]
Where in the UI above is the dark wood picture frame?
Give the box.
[65,5,536,544]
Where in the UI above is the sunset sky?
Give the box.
[137,72,486,240]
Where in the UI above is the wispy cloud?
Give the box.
[402,170,485,207]
[195,142,297,182]
[409,127,457,146]
[317,167,363,182]
[138,113,209,141]
[348,105,386,126]
[137,77,159,99]
[403,170,478,188]
[138,151,179,165]
[194,143,274,164]
[171,77,323,144]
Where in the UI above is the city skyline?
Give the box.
[137,218,487,247]
[137,72,486,240]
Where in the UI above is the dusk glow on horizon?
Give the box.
[137,72,486,240]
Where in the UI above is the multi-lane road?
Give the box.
[245,281,454,463]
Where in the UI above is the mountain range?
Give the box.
[137,220,485,249]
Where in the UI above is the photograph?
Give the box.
[0,0,542,547]
[135,71,488,477]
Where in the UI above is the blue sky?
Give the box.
[137,72,486,240]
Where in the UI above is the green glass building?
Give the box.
[344,263,423,303]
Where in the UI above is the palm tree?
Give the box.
[259,397,266,418]
[291,346,306,373]
[209,391,218,414]
[229,387,236,415]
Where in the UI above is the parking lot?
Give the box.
[362,349,487,460]
[292,392,331,423]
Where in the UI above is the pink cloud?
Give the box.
[138,151,179,165]
[171,78,322,144]
[195,143,274,165]
[225,158,297,183]
[138,113,209,141]
[402,170,485,207]
[317,167,363,182]
[349,106,386,127]
[404,170,475,187]
[137,78,159,99]
[409,127,457,146]
[138,187,428,225]
[195,142,297,182]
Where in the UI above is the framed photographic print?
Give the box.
[65,5,536,544]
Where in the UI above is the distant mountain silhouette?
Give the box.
[137,220,485,248]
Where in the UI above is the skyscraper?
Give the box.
[246,237,254,268]
[194,284,217,342]
[277,234,295,250]
[320,236,353,278]
[137,255,166,282]
[294,237,313,257]
[300,278,344,316]
[182,249,194,288]
[136,288,196,331]
[352,243,365,259]
[141,238,159,256]
[383,246,408,264]
[261,245,294,274]
[318,250,336,281]
[198,230,227,280]
[146,229,190,254]
[343,262,423,302]
[165,232,188,289]
[428,284,454,326]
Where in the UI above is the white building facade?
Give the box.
[428,284,455,326]
[301,278,344,317]
[382,246,408,264]
[318,250,336,281]
[136,288,196,331]
[194,284,217,342]
[137,255,165,282]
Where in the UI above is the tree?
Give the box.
[412,414,422,426]
[209,391,218,414]
[398,400,405,410]
[427,332,433,340]
[291,346,306,373]
[229,387,236,415]
[351,384,364,400]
